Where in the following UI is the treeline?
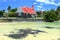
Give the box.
[0,6,60,22]
[0,6,37,17]
[43,6,60,22]
[0,6,42,17]
[36,6,60,22]
[0,6,17,17]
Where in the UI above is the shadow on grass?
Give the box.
[4,28,47,39]
[45,26,54,29]
[45,26,60,29]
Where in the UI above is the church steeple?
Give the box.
[32,5,34,10]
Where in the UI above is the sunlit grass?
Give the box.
[0,22,60,40]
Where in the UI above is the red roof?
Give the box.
[21,7,28,14]
[21,6,35,15]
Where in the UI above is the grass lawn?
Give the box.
[0,21,60,40]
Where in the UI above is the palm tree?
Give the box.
[7,6,11,21]
[7,6,11,11]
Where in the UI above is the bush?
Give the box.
[44,10,59,22]
[8,12,16,17]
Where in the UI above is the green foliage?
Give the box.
[0,5,60,22]
[56,6,60,11]
[7,6,17,17]
[11,8,17,12]
[36,11,41,17]
[56,6,60,18]
[44,9,59,22]
[0,11,3,15]
[2,10,5,13]
[0,10,6,17]
[8,11,16,17]
[7,6,11,11]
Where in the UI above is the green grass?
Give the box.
[0,21,60,34]
[0,21,60,40]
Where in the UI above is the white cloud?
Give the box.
[58,3,60,5]
[40,3,43,5]
[50,0,55,2]
[33,2,37,4]
[35,0,60,6]
[35,0,49,3]
[37,6,43,8]
[36,8,45,11]
[45,1,57,5]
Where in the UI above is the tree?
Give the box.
[11,8,17,12]
[6,6,11,20]
[8,8,17,17]
[7,6,11,11]
[36,11,41,17]
[44,9,59,22]
[0,11,3,17]
[56,6,60,18]
[2,10,5,17]
[56,6,60,11]
[8,11,16,17]
[7,6,17,17]
[2,10,5,13]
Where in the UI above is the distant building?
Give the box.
[16,5,37,18]
[16,8,23,17]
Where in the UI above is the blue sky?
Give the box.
[0,0,60,11]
